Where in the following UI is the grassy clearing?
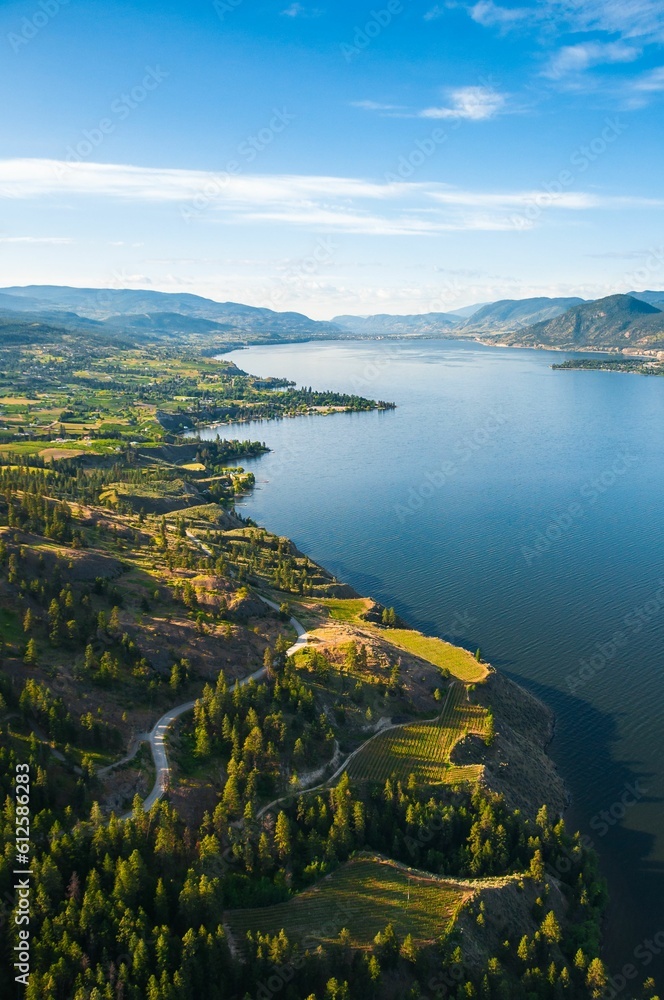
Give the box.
[225,856,471,950]
[320,598,372,622]
[346,684,488,786]
[39,448,87,461]
[0,607,22,649]
[384,630,488,684]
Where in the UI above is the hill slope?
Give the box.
[460,296,586,334]
[507,294,664,348]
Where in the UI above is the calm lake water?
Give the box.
[201,339,664,975]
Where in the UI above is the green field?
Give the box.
[384,629,489,683]
[346,684,488,785]
[225,856,471,950]
[322,598,371,622]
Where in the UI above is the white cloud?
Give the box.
[471,0,664,41]
[0,159,661,237]
[351,100,408,113]
[419,85,506,120]
[424,5,446,20]
[281,3,322,16]
[543,41,641,80]
[469,1,533,29]
[555,0,664,44]
[0,235,73,244]
[634,64,664,88]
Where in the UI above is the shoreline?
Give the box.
[218,333,659,361]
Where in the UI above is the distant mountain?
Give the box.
[628,290,664,309]
[506,294,664,348]
[3,285,663,351]
[0,312,135,347]
[0,291,51,312]
[332,312,462,337]
[0,286,344,341]
[459,297,586,334]
[447,302,489,318]
[101,312,239,337]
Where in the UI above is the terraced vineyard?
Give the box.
[346,683,489,785]
[225,856,472,951]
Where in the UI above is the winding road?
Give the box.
[122,595,310,814]
[111,576,457,819]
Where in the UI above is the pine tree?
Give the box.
[194,721,211,759]
[274,810,291,859]
[529,848,545,881]
[48,598,61,644]
[586,958,608,999]
[541,909,562,944]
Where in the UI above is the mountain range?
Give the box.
[1,284,664,352]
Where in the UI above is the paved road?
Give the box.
[185,529,213,557]
[136,596,308,813]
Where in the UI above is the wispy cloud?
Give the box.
[0,159,661,236]
[469,1,533,30]
[626,63,664,104]
[471,0,664,41]
[281,3,323,16]
[351,100,408,114]
[0,235,73,244]
[543,41,641,80]
[419,85,506,119]
[555,0,664,44]
[424,4,446,20]
[470,1,664,104]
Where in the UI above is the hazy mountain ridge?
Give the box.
[2,285,664,351]
[458,296,587,334]
[332,311,462,337]
[0,285,345,342]
[503,294,664,349]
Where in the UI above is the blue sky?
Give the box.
[1,0,664,317]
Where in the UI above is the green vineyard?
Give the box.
[346,683,489,785]
[225,856,472,950]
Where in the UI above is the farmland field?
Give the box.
[346,683,489,785]
[384,629,489,683]
[224,856,472,950]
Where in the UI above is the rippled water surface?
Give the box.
[200,339,664,973]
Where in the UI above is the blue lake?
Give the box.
[200,338,664,973]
